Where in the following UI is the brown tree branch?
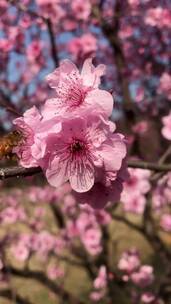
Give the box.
[0,166,42,179]
[127,160,171,172]
[0,160,171,180]
[46,19,59,67]
[0,90,22,117]
[112,211,171,263]
[0,289,34,304]
[112,214,143,233]
[2,266,85,304]
[151,145,171,182]
[158,146,171,165]
[50,203,65,228]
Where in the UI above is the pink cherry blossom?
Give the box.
[130,265,154,287]
[90,290,105,302]
[118,249,140,274]
[122,168,151,195]
[73,162,128,208]
[0,207,26,224]
[119,25,134,39]
[123,194,146,214]
[11,243,30,262]
[74,209,102,255]
[14,107,62,168]
[0,207,18,224]
[132,121,149,135]
[94,265,107,289]
[128,0,139,6]
[26,40,43,62]
[36,0,64,20]
[30,231,55,258]
[94,209,111,225]
[0,38,13,52]
[47,265,64,280]
[13,106,42,168]
[62,193,77,216]
[145,7,171,28]
[121,168,150,214]
[152,173,171,210]
[74,34,97,55]
[158,73,171,100]
[141,292,155,303]
[160,214,171,232]
[162,112,171,140]
[44,58,113,117]
[81,227,102,255]
[71,0,91,20]
[135,87,145,103]
[68,33,97,59]
[40,115,126,193]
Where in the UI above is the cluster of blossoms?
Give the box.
[0,182,165,304]
[13,58,128,209]
[35,0,91,22]
[162,111,171,141]
[118,249,156,304]
[144,7,171,29]
[68,33,97,61]
[152,172,171,210]
[0,185,111,275]
[87,247,157,303]
[118,249,154,287]
[0,184,111,262]
[152,172,171,233]
[121,168,151,214]
[65,203,111,255]
[158,73,171,101]
[90,265,108,302]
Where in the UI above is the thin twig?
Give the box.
[46,19,59,67]
[151,145,171,182]
[158,146,171,165]
[127,160,171,172]
[112,214,143,233]
[0,90,22,116]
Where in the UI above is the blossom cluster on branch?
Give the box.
[13,58,128,209]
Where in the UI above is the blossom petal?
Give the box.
[162,127,171,140]
[31,137,47,160]
[46,59,78,88]
[46,157,68,188]
[86,89,113,116]
[42,98,65,119]
[23,106,42,128]
[99,139,126,171]
[81,58,106,88]
[69,161,95,193]
[37,117,61,135]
